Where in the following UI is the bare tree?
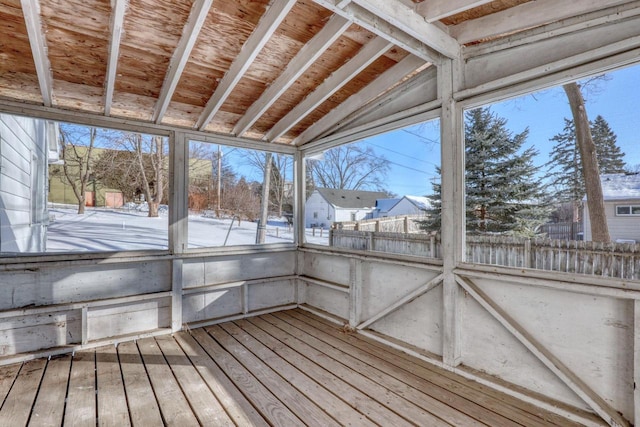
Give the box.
[56,125,97,214]
[563,82,610,242]
[246,151,292,217]
[307,142,391,191]
[256,152,272,244]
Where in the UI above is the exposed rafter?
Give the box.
[451,0,632,45]
[415,0,494,22]
[21,0,53,107]
[153,0,213,123]
[350,0,460,58]
[265,36,393,142]
[196,0,297,131]
[312,0,442,63]
[104,0,128,116]
[294,55,427,145]
[233,14,351,137]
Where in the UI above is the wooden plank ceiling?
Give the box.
[0,0,636,146]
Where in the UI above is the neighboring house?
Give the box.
[370,198,400,218]
[387,195,431,217]
[583,173,640,242]
[305,188,387,228]
[0,113,57,252]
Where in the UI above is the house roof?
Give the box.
[599,173,640,200]
[402,195,432,211]
[316,188,387,209]
[375,198,401,212]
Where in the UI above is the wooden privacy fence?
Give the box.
[334,215,425,233]
[330,230,640,281]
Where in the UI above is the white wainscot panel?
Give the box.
[87,298,170,341]
[182,287,243,323]
[248,280,295,312]
[0,310,81,355]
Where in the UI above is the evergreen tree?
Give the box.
[545,115,626,205]
[421,108,549,235]
[590,115,626,173]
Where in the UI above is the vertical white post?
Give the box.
[169,131,188,332]
[171,259,183,332]
[169,131,188,254]
[294,150,305,246]
[440,58,465,367]
[634,299,640,426]
[349,258,363,328]
[81,305,88,345]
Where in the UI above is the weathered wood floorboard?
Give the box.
[0,309,600,427]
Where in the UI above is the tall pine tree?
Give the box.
[421,107,549,235]
[545,114,626,205]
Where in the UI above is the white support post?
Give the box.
[171,259,183,332]
[294,150,305,247]
[81,305,89,345]
[169,131,188,254]
[439,58,465,367]
[634,299,640,426]
[169,131,187,332]
[349,258,363,328]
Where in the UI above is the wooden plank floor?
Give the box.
[0,309,604,426]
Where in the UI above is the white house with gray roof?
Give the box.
[305,188,387,228]
[583,173,640,242]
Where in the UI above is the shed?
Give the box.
[584,172,640,242]
[0,1,638,426]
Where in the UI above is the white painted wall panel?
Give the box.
[301,251,351,286]
[467,278,635,420]
[369,285,443,356]
[0,260,171,310]
[248,279,295,311]
[0,310,81,356]
[182,287,243,323]
[88,298,171,341]
[301,282,349,319]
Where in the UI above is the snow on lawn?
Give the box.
[46,207,301,252]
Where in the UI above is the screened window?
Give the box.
[187,141,294,248]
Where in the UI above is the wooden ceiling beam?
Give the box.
[153,0,213,123]
[104,0,128,116]
[196,0,297,131]
[415,0,495,22]
[293,55,427,145]
[233,14,351,137]
[350,0,460,58]
[21,0,53,107]
[451,0,632,45]
[265,36,393,142]
[312,0,442,63]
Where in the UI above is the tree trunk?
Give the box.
[563,82,610,242]
[256,152,272,244]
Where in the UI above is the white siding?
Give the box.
[0,114,50,252]
[584,199,640,242]
[334,207,372,223]
[304,191,334,227]
[387,198,425,217]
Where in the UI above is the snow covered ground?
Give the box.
[46,207,327,252]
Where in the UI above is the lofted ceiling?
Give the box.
[0,0,638,147]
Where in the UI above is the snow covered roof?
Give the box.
[598,173,640,200]
[403,195,432,210]
[375,198,401,212]
[316,188,387,209]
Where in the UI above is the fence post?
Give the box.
[524,238,532,268]
[367,232,374,251]
[404,216,409,233]
[329,228,333,246]
[375,220,380,232]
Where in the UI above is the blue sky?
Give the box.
[360,63,640,197]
